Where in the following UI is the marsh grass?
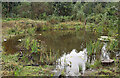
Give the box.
[14,66,22,76]
[114,58,120,74]
[1,53,54,76]
[20,37,58,65]
[27,27,36,36]
[31,40,38,53]
[108,40,118,51]
[86,40,102,56]
[96,26,103,33]
[86,62,91,69]
[41,49,59,65]
[24,37,30,50]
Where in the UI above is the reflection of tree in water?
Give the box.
[37,30,98,56]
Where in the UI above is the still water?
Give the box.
[3,30,99,54]
[36,30,98,54]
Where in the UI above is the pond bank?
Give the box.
[1,52,120,76]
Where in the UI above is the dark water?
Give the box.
[2,35,25,54]
[36,30,98,54]
[2,30,98,54]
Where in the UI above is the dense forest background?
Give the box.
[2,2,119,20]
[2,2,120,38]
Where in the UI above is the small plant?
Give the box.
[7,28,16,35]
[86,41,93,56]
[94,26,103,33]
[61,70,66,76]
[27,27,36,36]
[31,40,38,53]
[14,66,22,76]
[25,37,30,50]
[75,25,80,31]
[86,62,91,69]
[42,25,48,31]
[90,60,101,69]
[86,40,101,56]
[79,66,82,72]
[108,40,118,51]
[43,49,57,65]
[114,58,120,75]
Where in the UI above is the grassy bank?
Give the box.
[1,52,120,76]
[1,53,54,76]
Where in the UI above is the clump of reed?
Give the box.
[20,37,58,65]
[107,40,118,51]
[86,40,102,56]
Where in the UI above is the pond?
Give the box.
[2,29,119,76]
[3,29,117,61]
[36,30,99,55]
[3,29,99,54]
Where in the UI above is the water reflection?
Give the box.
[3,30,98,54]
[36,30,98,55]
[2,35,24,54]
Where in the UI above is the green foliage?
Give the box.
[72,3,85,21]
[14,66,22,76]
[7,28,16,35]
[108,40,118,51]
[86,62,91,69]
[3,18,22,22]
[75,25,81,31]
[27,27,36,36]
[2,2,119,36]
[90,60,101,68]
[79,66,82,72]
[61,70,66,76]
[42,26,48,31]
[31,40,38,53]
[95,26,103,33]
[25,37,30,50]
[86,41,101,56]
[53,2,73,16]
[93,3,104,14]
